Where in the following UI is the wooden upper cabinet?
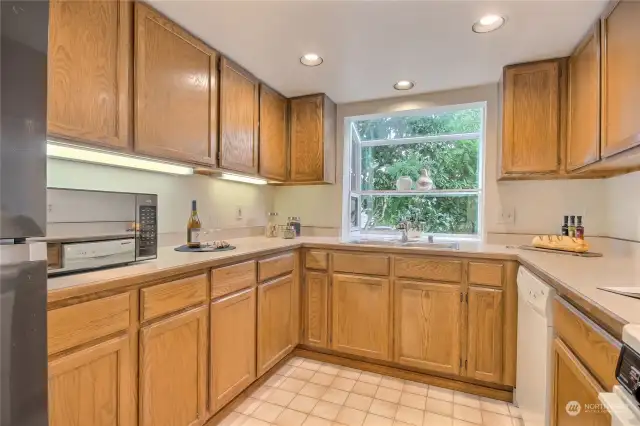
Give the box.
[139,306,208,426]
[259,85,288,181]
[257,274,294,376]
[304,271,329,348]
[394,280,461,375]
[567,25,601,171]
[601,0,640,157]
[331,274,390,360]
[466,287,503,384]
[289,94,337,184]
[134,3,217,166]
[48,0,132,150]
[220,57,260,174]
[552,338,610,426]
[501,60,562,176]
[210,288,256,413]
[48,335,132,426]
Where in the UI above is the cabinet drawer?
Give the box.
[553,297,620,390]
[211,260,256,298]
[47,243,61,269]
[48,293,130,355]
[305,250,328,270]
[394,257,462,282]
[258,252,294,282]
[141,273,207,321]
[333,252,389,276]
[468,262,504,287]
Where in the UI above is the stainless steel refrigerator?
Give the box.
[1,1,50,425]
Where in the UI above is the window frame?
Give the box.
[342,102,486,240]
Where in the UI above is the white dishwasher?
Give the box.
[515,267,556,426]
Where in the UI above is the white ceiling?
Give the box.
[149,0,608,104]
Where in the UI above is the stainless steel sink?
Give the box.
[346,239,459,250]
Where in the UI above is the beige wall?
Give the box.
[605,171,640,241]
[274,83,607,237]
[48,158,274,234]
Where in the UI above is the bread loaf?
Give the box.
[532,235,590,253]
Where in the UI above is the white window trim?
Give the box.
[341,102,486,241]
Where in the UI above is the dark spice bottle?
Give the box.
[561,216,569,236]
[576,216,584,240]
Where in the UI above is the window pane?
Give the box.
[361,139,479,191]
[354,108,481,141]
[359,195,479,235]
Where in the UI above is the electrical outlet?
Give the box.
[498,207,516,225]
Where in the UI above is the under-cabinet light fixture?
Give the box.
[219,172,268,185]
[47,142,194,175]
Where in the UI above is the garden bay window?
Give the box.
[344,104,484,238]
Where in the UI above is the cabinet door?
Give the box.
[466,287,503,384]
[210,288,256,413]
[48,0,131,149]
[259,85,288,181]
[290,95,325,182]
[551,338,610,426]
[567,25,601,171]
[304,271,329,348]
[134,3,217,166]
[502,61,561,174]
[220,58,259,174]
[602,0,640,157]
[332,274,390,360]
[394,280,461,375]
[140,306,208,426]
[48,335,132,426]
[257,274,293,376]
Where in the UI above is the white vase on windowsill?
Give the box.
[416,169,434,191]
[396,176,413,191]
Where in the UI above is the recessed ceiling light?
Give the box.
[300,53,323,67]
[394,80,415,90]
[472,14,506,33]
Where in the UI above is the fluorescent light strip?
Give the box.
[219,172,267,185]
[47,142,194,175]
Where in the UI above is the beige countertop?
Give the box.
[47,235,640,339]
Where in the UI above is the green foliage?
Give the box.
[354,108,481,235]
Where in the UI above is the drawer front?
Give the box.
[258,252,294,282]
[48,293,130,355]
[212,260,257,299]
[553,297,620,390]
[47,243,61,269]
[305,251,328,270]
[333,252,390,276]
[395,257,462,282]
[468,262,504,287]
[141,273,208,321]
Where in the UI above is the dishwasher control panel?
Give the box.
[616,344,640,403]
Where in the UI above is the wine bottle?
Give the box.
[187,200,202,248]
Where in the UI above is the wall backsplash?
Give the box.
[47,158,274,234]
[606,171,640,241]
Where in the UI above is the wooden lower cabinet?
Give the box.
[552,338,610,426]
[304,271,329,348]
[394,280,461,375]
[210,288,256,413]
[139,306,208,426]
[48,334,132,426]
[466,287,504,384]
[331,273,390,360]
[257,274,294,376]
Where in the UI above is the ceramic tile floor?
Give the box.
[220,357,524,426]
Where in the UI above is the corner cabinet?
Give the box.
[259,85,288,181]
[567,24,601,171]
[139,306,208,426]
[48,0,132,150]
[601,0,640,158]
[289,94,337,184]
[219,57,260,174]
[466,287,504,384]
[501,60,563,177]
[134,3,218,166]
[257,274,294,376]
